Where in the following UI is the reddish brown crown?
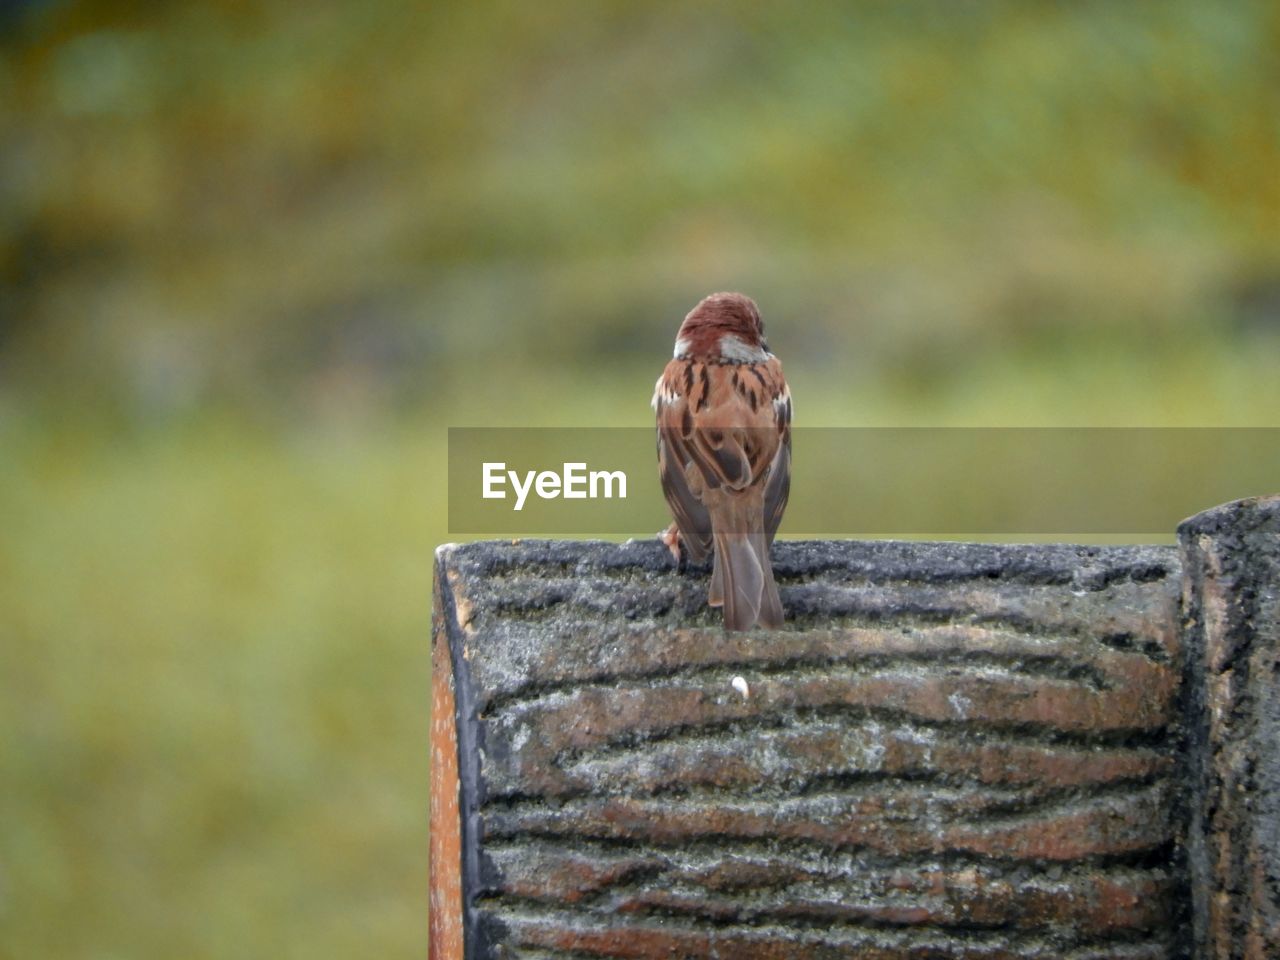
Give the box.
[673,292,767,360]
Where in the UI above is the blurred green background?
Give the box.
[2,1,1278,957]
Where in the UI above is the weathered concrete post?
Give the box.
[430,496,1276,958]
[1179,495,1280,960]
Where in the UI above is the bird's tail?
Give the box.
[708,498,782,631]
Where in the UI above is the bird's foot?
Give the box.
[659,523,683,568]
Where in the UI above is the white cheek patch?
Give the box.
[718,334,770,363]
[673,337,692,359]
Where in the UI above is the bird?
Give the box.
[652,292,792,630]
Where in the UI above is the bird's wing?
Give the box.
[655,358,785,536]
[657,427,714,560]
[764,381,791,543]
[655,368,713,560]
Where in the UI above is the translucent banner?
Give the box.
[447,428,1279,535]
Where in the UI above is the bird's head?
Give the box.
[673,292,770,363]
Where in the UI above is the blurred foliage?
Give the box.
[2,0,1279,414]
[2,1,1279,957]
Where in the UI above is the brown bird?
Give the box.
[652,292,792,630]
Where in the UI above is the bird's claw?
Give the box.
[660,524,682,567]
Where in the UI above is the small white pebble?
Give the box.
[731,676,750,699]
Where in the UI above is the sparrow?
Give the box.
[652,292,792,630]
